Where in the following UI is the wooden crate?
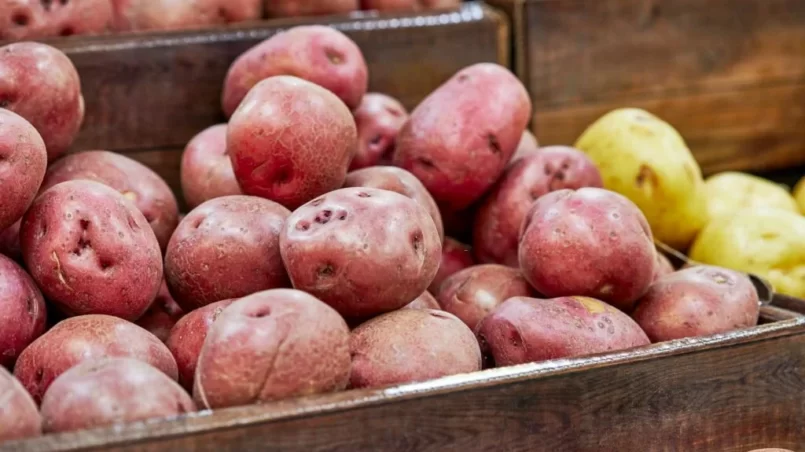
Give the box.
[48,2,508,200]
[486,0,805,175]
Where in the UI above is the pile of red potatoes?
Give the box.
[0,0,460,41]
[0,26,762,442]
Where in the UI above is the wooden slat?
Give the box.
[52,3,507,153]
[8,317,805,452]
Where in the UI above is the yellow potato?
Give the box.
[705,172,798,222]
[689,207,805,299]
[574,108,706,250]
[794,176,805,214]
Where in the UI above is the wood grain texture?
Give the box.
[487,0,805,174]
[7,317,805,452]
[53,3,507,153]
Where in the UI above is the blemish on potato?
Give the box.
[486,134,501,155]
[314,210,333,224]
[317,263,335,277]
[121,191,138,202]
[357,192,371,198]
[574,296,608,315]
[296,221,310,231]
[310,197,325,207]
[325,49,343,65]
[635,164,659,194]
[11,13,28,27]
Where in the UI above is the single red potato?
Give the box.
[222,25,367,116]
[0,219,22,262]
[0,109,46,231]
[436,264,533,331]
[653,251,675,282]
[112,0,262,32]
[0,367,40,441]
[474,146,603,266]
[166,298,237,390]
[403,291,440,310]
[632,265,760,342]
[14,314,178,403]
[343,166,444,240]
[477,296,650,367]
[228,76,357,209]
[40,358,195,434]
[20,180,163,321]
[194,289,351,409]
[135,279,184,343]
[165,195,290,312]
[350,309,481,389]
[280,187,441,318]
[519,188,655,312]
[393,63,532,210]
[509,130,539,165]
[40,150,180,251]
[0,42,84,162]
[0,254,46,369]
[265,0,357,17]
[181,124,242,209]
[428,237,474,293]
[350,93,408,170]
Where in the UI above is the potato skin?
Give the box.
[393,63,531,210]
[474,146,602,266]
[429,237,474,293]
[653,251,675,282]
[165,196,291,312]
[519,188,655,312]
[0,367,40,441]
[222,25,367,116]
[705,171,799,223]
[113,0,262,32]
[632,265,760,342]
[0,1,49,40]
[228,76,357,210]
[280,187,441,318]
[343,166,444,241]
[41,358,195,434]
[166,298,236,390]
[0,255,46,368]
[14,314,178,403]
[194,289,351,409]
[436,264,533,331]
[350,93,408,170]
[20,180,163,321]
[350,309,481,389]
[477,296,650,367]
[181,124,242,209]
[0,109,46,231]
[0,42,84,162]
[265,0,357,17]
[37,0,115,37]
[135,279,184,343]
[40,150,180,251]
[404,291,440,310]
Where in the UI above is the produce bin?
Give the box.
[486,0,805,175]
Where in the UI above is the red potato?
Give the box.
[0,42,84,162]
[181,124,242,209]
[350,93,408,170]
[393,63,532,211]
[40,150,180,251]
[228,76,357,210]
[0,367,40,441]
[509,130,539,165]
[112,0,262,32]
[265,0,357,17]
[165,196,290,312]
[280,187,441,318]
[436,264,533,331]
[0,219,22,262]
[166,298,236,390]
[0,109,46,231]
[14,314,178,403]
[653,251,675,282]
[350,309,481,389]
[428,237,474,293]
[222,25,368,116]
[0,1,49,40]
[632,265,760,342]
[135,280,184,343]
[474,147,603,267]
[20,180,163,321]
[477,296,650,367]
[0,254,46,369]
[519,188,655,312]
[194,289,351,409]
[404,291,440,310]
[41,358,195,434]
[343,166,444,240]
